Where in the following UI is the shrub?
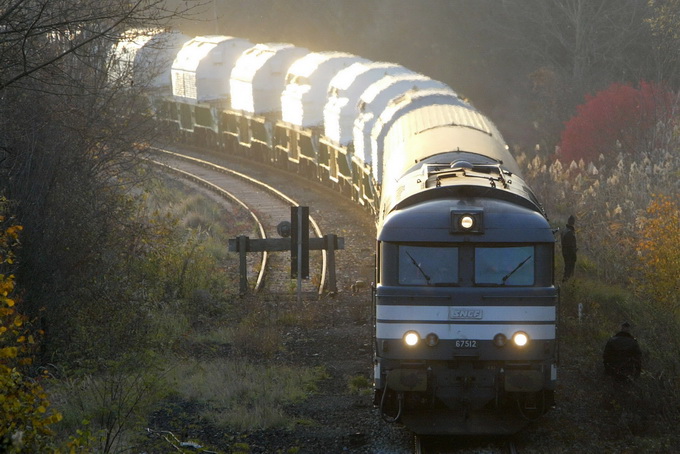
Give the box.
[558,81,675,163]
[50,355,168,453]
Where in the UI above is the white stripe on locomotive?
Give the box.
[376,305,555,323]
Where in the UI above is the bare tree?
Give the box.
[457,0,656,149]
[0,0,201,356]
[0,0,201,89]
[488,0,652,93]
[646,0,680,87]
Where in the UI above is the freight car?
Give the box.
[111,28,558,436]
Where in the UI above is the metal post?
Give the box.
[297,208,303,304]
[229,206,342,296]
[325,234,337,295]
[238,235,248,295]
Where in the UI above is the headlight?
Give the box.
[513,331,529,347]
[493,333,507,347]
[403,331,420,347]
[460,215,475,230]
[426,333,439,347]
[451,211,483,233]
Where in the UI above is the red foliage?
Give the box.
[558,81,675,163]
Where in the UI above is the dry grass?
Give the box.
[522,276,680,452]
[168,358,329,431]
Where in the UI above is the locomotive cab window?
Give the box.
[398,244,459,286]
[474,245,534,286]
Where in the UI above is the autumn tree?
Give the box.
[557,81,676,163]
[520,129,679,284]
[0,199,64,453]
[634,194,680,313]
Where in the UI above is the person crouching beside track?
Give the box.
[603,322,642,383]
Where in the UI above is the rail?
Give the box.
[144,147,329,294]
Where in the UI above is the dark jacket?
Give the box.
[561,225,577,261]
[603,331,642,379]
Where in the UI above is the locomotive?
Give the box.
[111,28,558,436]
[373,89,557,435]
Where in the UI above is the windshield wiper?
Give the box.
[405,251,431,285]
[501,255,532,284]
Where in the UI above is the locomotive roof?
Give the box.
[378,146,545,228]
[378,196,553,243]
[409,125,514,170]
[380,103,516,184]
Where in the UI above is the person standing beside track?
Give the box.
[561,214,577,282]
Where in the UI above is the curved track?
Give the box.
[146,146,325,296]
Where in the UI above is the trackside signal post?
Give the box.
[291,206,309,280]
[228,206,344,298]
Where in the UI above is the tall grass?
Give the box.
[558,275,680,446]
[49,355,170,453]
[521,145,680,446]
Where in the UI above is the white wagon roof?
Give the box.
[110,29,189,91]
[281,52,368,127]
[171,35,252,103]
[352,74,450,169]
[371,89,464,184]
[323,62,413,146]
[231,43,309,114]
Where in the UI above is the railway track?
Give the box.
[414,435,520,454]
[145,146,325,296]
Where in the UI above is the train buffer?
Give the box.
[228,206,344,296]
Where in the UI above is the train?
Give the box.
[111,28,558,436]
